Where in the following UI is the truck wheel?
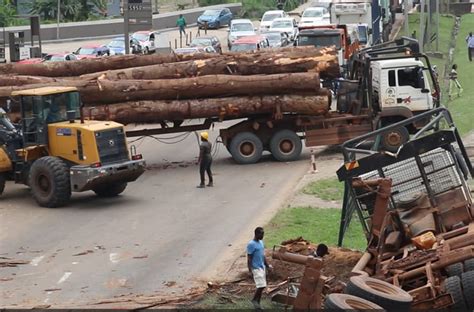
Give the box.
[269,130,302,162]
[0,173,6,195]
[446,262,464,277]
[346,275,413,310]
[229,132,263,164]
[445,276,468,310]
[93,182,127,197]
[461,271,474,310]
[29,156,71,208]
[380,126,409,152]
[324,293,384,311]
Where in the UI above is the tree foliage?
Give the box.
[0,0,17,27]
[25,0,107,22]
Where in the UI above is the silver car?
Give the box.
[227,19,256,49]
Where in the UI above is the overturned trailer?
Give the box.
[337,107,474,309]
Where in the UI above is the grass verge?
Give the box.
[302,177,344,201]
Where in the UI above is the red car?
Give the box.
[17,53,77,64]
[229,35,270,52]
[74,45,110,59]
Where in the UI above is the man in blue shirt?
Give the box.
[247,227,272,309]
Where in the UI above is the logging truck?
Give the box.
[123,38,439,165]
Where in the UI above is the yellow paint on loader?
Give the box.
[0,147,12,172]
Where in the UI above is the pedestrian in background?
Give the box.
[448,64,463,100]
[247,227,272,310]
[176,14,187,37]
[197,131,213,188]
[466,32,474,62]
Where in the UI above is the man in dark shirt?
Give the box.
[197,132,213,188]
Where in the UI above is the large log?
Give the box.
[0,75,64,86]
[80,48,339,81]
[83,94,330,124]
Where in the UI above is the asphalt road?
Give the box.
[0,122,312,307]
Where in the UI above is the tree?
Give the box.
[26,0,105,21]
[0,0,17,27]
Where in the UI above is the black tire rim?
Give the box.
[279,138,295,155]
[36,173,51,195]
[239,141,256,158]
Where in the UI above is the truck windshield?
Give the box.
[298,35,341,49]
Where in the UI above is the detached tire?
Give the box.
[445,276,468,310]
[29,156,71,208]
[446,262,464,277]
[93,182,127,197]
[346,275,412,310]
[229,132,263,164]
[461,271,474,309]
[269,130,302,162]
[380,126,409,152]
[324,293,384,311]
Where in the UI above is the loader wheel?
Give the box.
[461,271,474,310]
[0,173,6,195]
[346,275,413,310]
[445,276,468,310]
[324,293,384,311]
[29,156,71,208]
[464,258,474,272]
[269,130,302,162]
[93,182,127,197]
[229,132,263,164]
[446,262,464,277]
[380,126,409,153]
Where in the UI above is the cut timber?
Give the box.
[0,75,62,86]
[84,95,330,124]
[91,73,321,104]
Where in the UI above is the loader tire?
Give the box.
[445,276,468,310]
[93,182,127,197]
[269,130,302,162]
[324,293,384,311]
[0,173,6,195]
[464,258,474,272]
[446,262,464,277]
[461,271,474,309]
[29,156,71,208]
[346,275,412,310]
[229,132,263,164]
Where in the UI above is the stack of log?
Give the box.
[0,47,339,124]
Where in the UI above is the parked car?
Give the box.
[189,36,222,53]
[269,17,299,41]
[174,46,217,55]
[262,31,290,48]
[227,19,256,49]
[197,8,233,29]
[132,31,160,54]
[74,45,110,59]
[259,10,288,32]
[300,7,330,27]
[106,37,143,55]
[229,35,269,52]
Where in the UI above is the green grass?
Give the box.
[265,207,367,251]
[447,14,474,136]
[302,178,344,201]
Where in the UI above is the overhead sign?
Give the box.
[125,0,152,32]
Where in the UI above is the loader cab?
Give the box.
[12,87,81,146]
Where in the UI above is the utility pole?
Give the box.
[404,0,409,36]
[420,0,425,53]
[56,0,61,39]
[436,0,439,51]
[124,0,130,55]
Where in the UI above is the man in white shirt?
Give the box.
[466,32,474,62]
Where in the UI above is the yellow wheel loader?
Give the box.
[0,87,145,207]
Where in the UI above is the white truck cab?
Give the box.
[371,58,434,113]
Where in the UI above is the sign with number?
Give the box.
[124,0,152,31]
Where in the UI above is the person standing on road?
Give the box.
[247,227,272,310]
[176,14,187,37]
[466,32,474,62]
[197,131,213,188]
[448,64,463,100]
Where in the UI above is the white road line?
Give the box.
[57,272,72,284]
[109,253,120,264]
[30,255,45,266]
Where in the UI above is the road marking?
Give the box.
[57,272,72,284]
[109,253,120,264]
[31,255,45,266]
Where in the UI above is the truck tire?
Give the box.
[324,293,384,311]
[446,262,464,277]
[229,132,263,164]
[269,130,302,162]
[380,126,409,153]
[461,271,474,309]
[29,156,71,208]
[93,182,127,197]
[0,173,5,195]
[464,258,474,272]
[346,275,412,310]
[445,276,468,310]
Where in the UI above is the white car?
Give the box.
[227,19,256,49]
[259,10,288,32]
[300,7,330,27]
[131,31,160,54]
[269,17,299,41]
